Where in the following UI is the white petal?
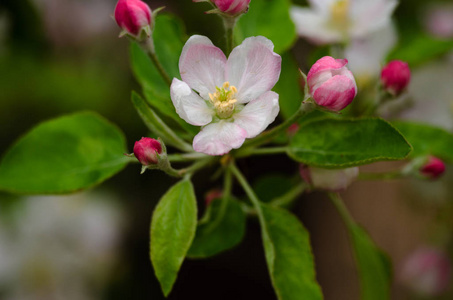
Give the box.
[225,36,281,103]
[193,121,248,156]
[179,35,227,99]
[170,78,213,126]
[308,0,338,14]
[350,0,397,38]
[233,91,280,138]
[290,6,344,44]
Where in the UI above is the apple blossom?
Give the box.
[133,137,162,166]
[170,35,281,156]
[381,60,411,96]
[400,247,451,297]
[114,0,152,38]
[419,156,446,179]
[307,56,357,111]
[213,0,251,16]
[300,164,359,191]
[290,0,397,44]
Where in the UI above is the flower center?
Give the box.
[329,0,350,31]
[209,82,238,119]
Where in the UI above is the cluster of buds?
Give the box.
[300,164,359,192]
[306,56,358,112]
[380,60,411,96]
[194,0,251,17]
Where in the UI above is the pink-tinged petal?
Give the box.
[179,35,227,99]
[214,0,250,15]
[307,56,349,94]
[313,75,357,111]
[114,0,152,36]
[308,0,338,14]
[170,78,213,126]
[290,7,344,44]
[233,91,280,138]
[193,121,247,156]
[226,36,281,103]
[350,0,397,38]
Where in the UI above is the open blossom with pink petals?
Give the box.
[291,0,397,44]
[307,56,357,111]
[170,35,281,156]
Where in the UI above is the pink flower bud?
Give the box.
[400,247,451,297]
[420,156,446,179]
[307,56,357,111]
[286,123,300,137]
[299,164,359,191]
[205,189,223,206]
[114,0,152,37]
[133,137,162,166]
[213,0,251,15]
[380,60,411,96]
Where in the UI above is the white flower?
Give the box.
[170,35,282,156]
[290,0,397,44]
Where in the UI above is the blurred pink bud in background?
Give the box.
[300,164,359,191]
[381,60,411,96]
[400,247,451,297]
[307,56,357,111]
[133,137,162,166]
[205,189,223,206]
[419,156,446,179]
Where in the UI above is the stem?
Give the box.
[358,170,404,181]
[270,183,307,208]
[328,192,355,228]
[167,152,208,163]
[235,147,288,158]
[222,17,237,55]
[235,102,315,154]
[141,37,172,86]
[179,157,215,177]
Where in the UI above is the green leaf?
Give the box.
[274,52,305,119]
[130,14,197,135]
[150,178,198,297]
[131,92,193,152]
[260,203,323,300]
[254,174,295,203]
[235,0,296,54]
[288,118,412,168]
[0,112,129,194]
[388,34,453,67]
[350,225,392,300]
[187,197,246,258]
[392,121,453,162]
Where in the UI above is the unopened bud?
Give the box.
[300,164,359,191]
[380,60,411,96]
[307,56,357,111]
[114,0,152,39]
[420,156,446,179]
[133,137,162,166]
[400,247,451,297]
[287,123,300,137]
[205,189,223,206]
[213,0,250,15]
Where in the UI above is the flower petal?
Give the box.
[350,0,397,38]
[307,56,349,93]
[179,35,227,99]
[193,121,247,156]
[313,75,357,111]
[226,36,281,103]
[233,91,280,138]
[170,78,213,126]
[308,0,338,15]
[290,7,344,44]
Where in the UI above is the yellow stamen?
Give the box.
[209,81,238,119]
[329,0,350,30]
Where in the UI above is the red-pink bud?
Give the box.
[380,60,411,96]
[213,0,251,15]
[114,0,152,37]
[420,156,446,179]
[307,56,357,111]
[299,164,359,191]
[400,247,451,297]
[287,123,300,137]
[133,137,162,166]
[205,189,223,206]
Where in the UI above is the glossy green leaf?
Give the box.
[187,197,246,258]
[260,203,323,300]
[350,225,392,300]
[288,118,412,168]
[0,112,129,194]
[131,92,193,152]
[392,121,453,162]
[274,52,305,119]
[150,179,198,297]
[235,0,296,54]
[254,174,295,203]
